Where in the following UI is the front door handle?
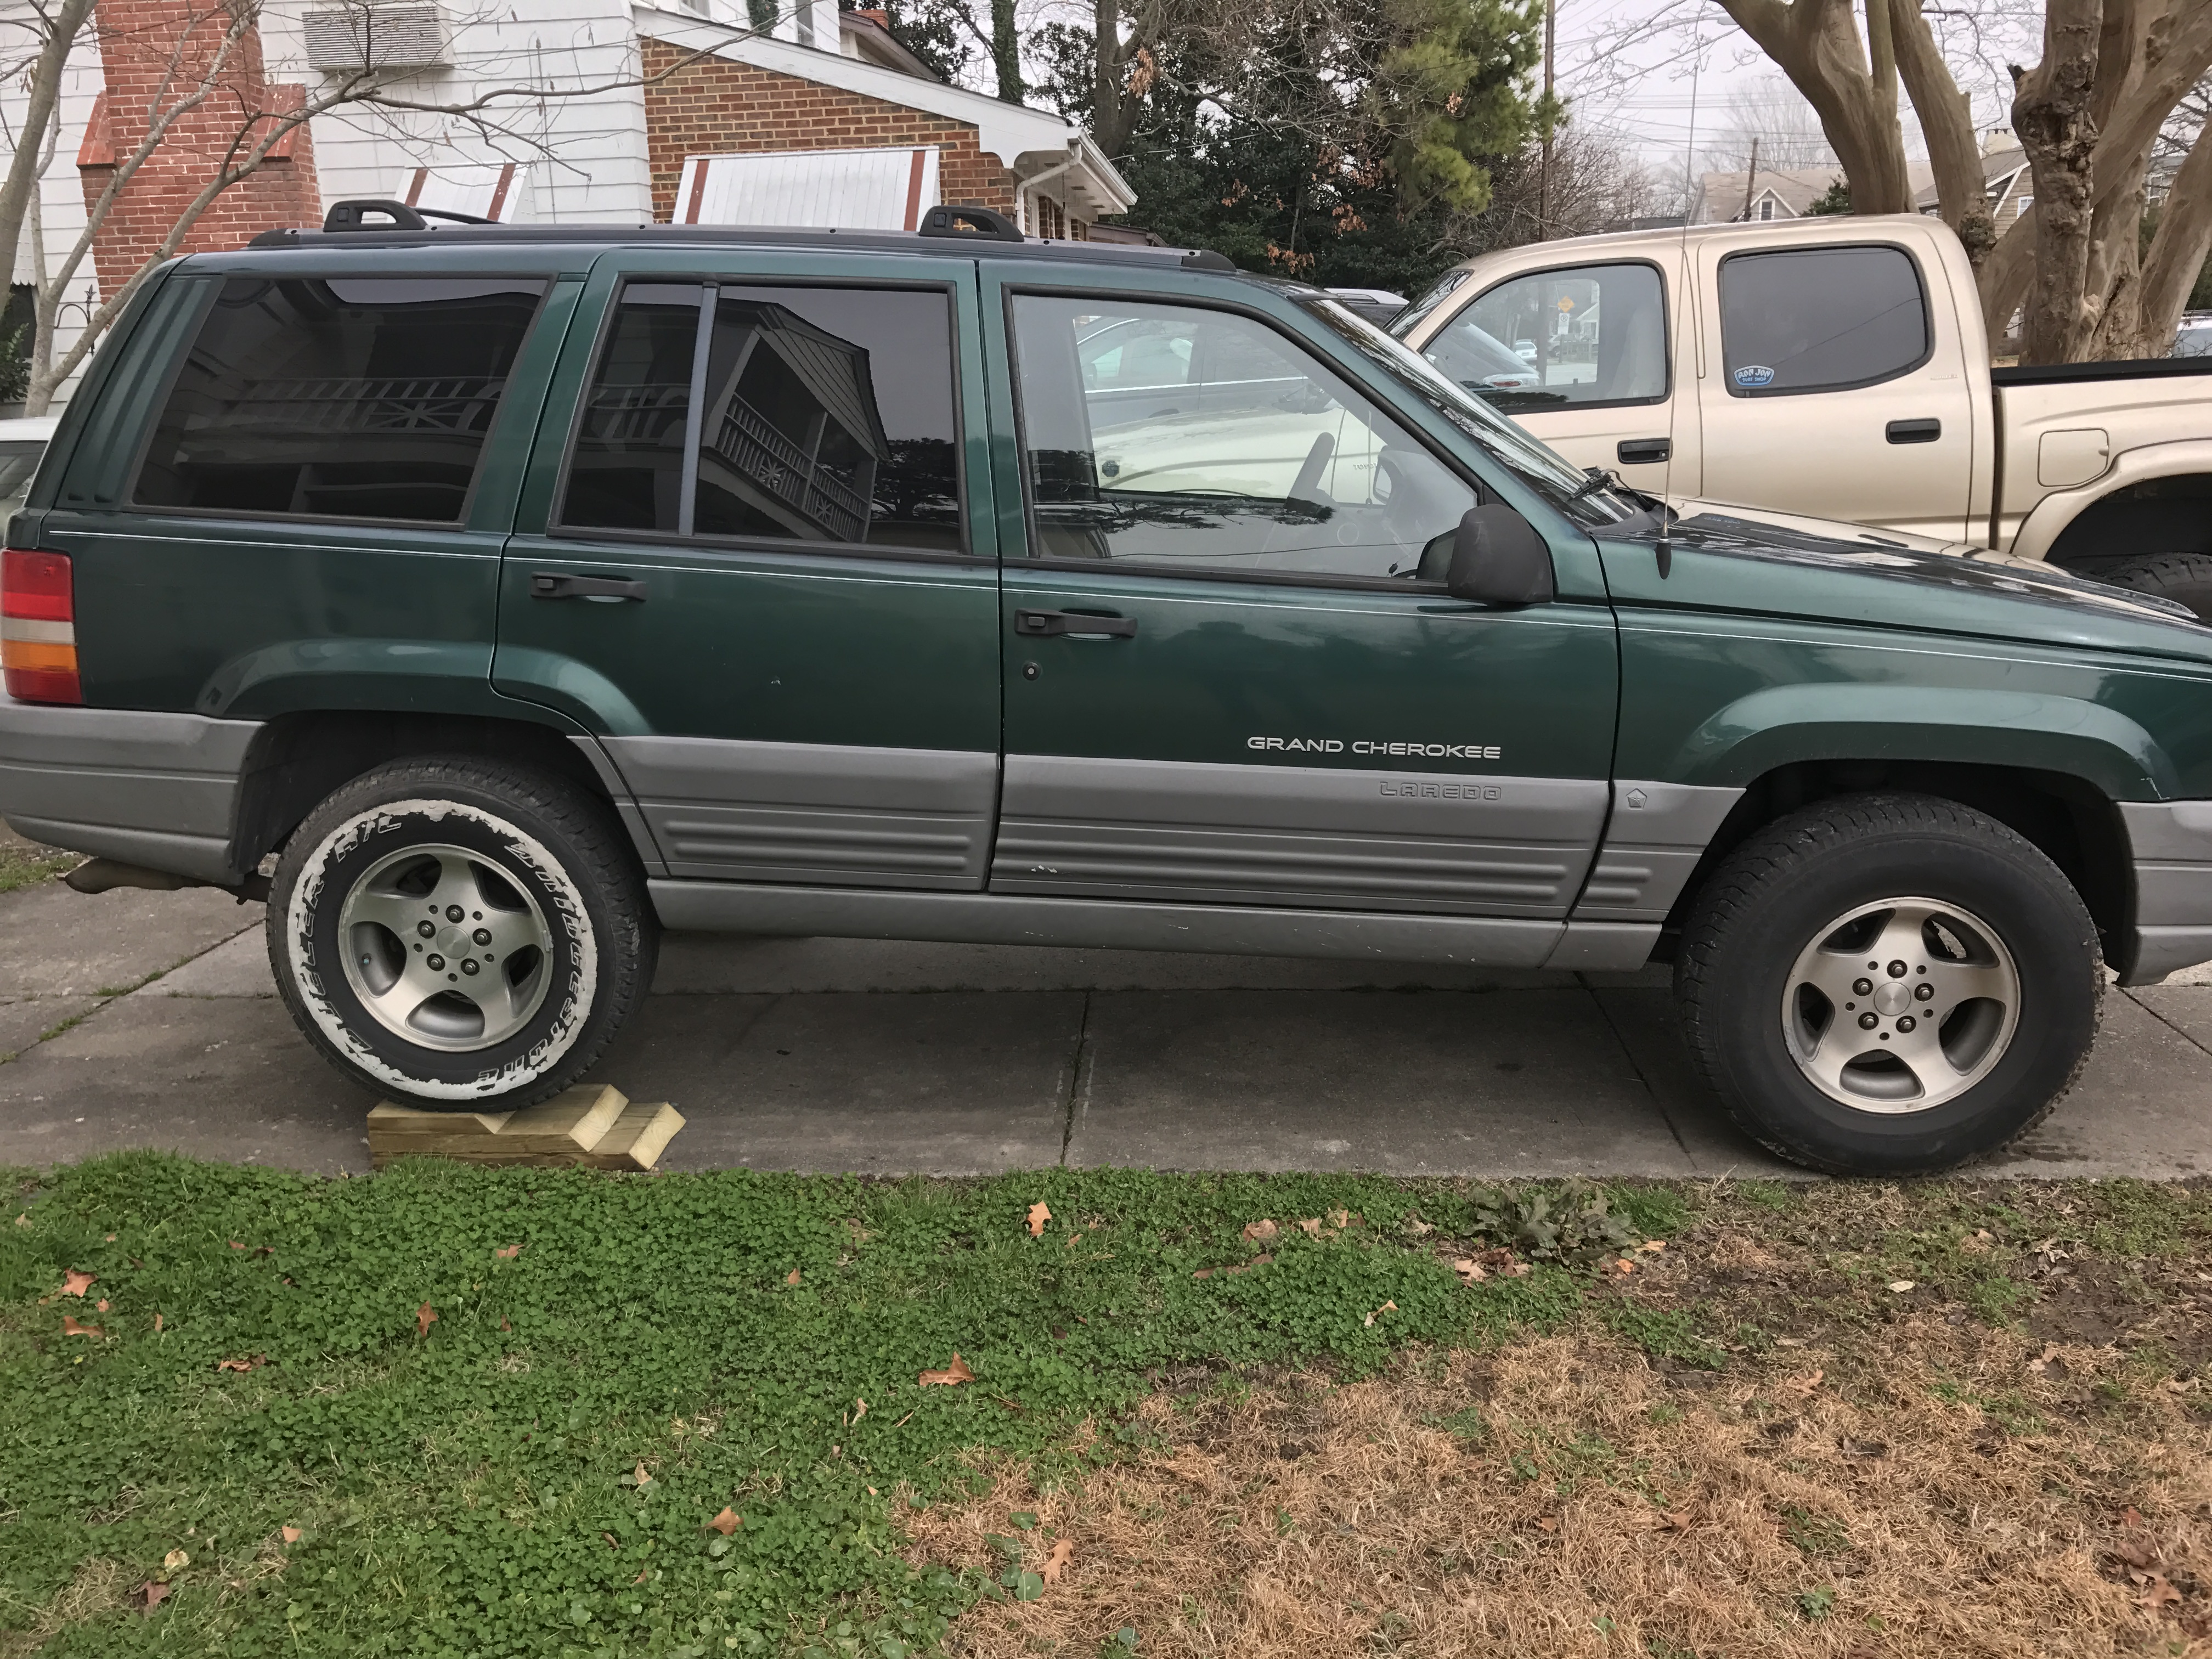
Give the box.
[1886,418,1942,444]
[1014,608,1137,639]
[531,572,647,601]
[1617,437,1672,466]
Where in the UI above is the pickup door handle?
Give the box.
[1886,418,1942,445]
[1617,437,1672,466]
[532,572,647,601]
[1015,608,1137,639]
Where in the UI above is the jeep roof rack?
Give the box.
[248,205,1242,273]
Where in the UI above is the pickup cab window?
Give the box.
[1719,245,1929,396]
[133,275,546,523]
[1436,262,1667,413]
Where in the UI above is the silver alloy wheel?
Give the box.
[1780,896,2021,1113]
[336,843,555,1052]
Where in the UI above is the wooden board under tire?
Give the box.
[367,1085,683,1170]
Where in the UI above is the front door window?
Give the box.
[1432,262,1667,414]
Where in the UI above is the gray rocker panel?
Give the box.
[2119,800,2212,983]
[651,879,1628,967]
[992,755,1609,916]
[602,735,998,890]
[0,701,262,884]
[1572,780,1745,921]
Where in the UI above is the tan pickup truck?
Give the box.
[1391,214,2212,614]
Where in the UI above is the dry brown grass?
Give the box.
[909,1323,2212,1658]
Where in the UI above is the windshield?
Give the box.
[1386,268,1471,339]
[1300,296,1647,528]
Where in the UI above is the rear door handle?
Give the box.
[1885,418,1942,445]
[532,572,647,601]
[1617,437,1672,466]
[1015,608,1137,639]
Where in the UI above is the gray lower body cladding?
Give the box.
[2119,799,2212,984]
[991,754,1609,915]
[0,699,261,884]
[652,878,1659,970]
[601,735,998,889]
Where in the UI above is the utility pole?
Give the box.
[1537,0,1555,239]
[1740,134,1759,221]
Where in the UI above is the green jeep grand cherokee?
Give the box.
[4,209,2209,1177]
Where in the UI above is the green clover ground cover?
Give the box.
[0,1155,1638,1658]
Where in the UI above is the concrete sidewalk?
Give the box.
[1,876,2208,1179]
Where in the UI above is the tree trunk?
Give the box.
[991,0,1025,104]
[1093,0,1128,155]
[2123,116,2212,358]
[2010,0,2104,364]
[0,0,97,330]
[1717,0,1915,216]
[1891,0,1995,268]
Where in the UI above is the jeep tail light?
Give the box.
[3,549,82,704]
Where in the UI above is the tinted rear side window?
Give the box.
[1718,246,1927,396]
[561,282,964,553]
[134,276,546,521]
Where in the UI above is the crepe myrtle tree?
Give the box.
[1576,0,2212,363]
[0,0,746,415]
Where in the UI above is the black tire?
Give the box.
[1675,793,2100,1176]
[2101,552,2212,622]
[267,757,658,1109]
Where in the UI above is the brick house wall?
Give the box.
[77,0,317,300]
[640,38,1015,224]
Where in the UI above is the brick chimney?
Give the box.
[76,0,319,300]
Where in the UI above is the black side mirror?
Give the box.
[1443,504,1556,606]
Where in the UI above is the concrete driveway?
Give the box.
[1,874,2208,1180]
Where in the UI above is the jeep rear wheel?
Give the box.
[268,758,657,1108]
[1675,793,2099,1175]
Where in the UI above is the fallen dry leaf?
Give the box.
[494,1244,522,1259]
[1297,1218,1323,1236]
[1657,1509,1692,1531]
[1452,1257,1485,1283]
[163,1549,189,1571]
[416,1303,437,1338]
[94,1299,109,1313]
[139,1581,170,1612]
[1640,1239,1667,1252]
[631,1463,654,1488]
[1243,1219,1278,1245]
[1502,1261,1531,1279]
[1779,1368,1824,1398]
[2029,1344,2064,1374]
[1041,1538,1075,1585]
[1406,1218,1435,1236]
[281,1526,302,1544]
[216,1355,266,1373]
[1887,1280,1916,1294]
[851,1397,868,1423]
[1363,1300,1398,1329]
[918,1352,977,1387]
[785,1268,802,1286]
[2141,1573,2183,1611]
[61,1314,101,1338]
[706,1508,742,1536]
[1191,1268,1214,1280]
[1605,1257,1637,1276]
[60,1269,94,1296]
[1224,1254,1273,1277]
[1026,1201,1051,1238]
[153,1312,163,1332]
[1534,1515,1559,1533]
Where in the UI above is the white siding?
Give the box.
[675,146,940,230]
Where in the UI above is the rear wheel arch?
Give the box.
[230,710,630,879]
[1657,758,2129,968]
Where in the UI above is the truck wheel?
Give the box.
[268,757,658,1108]
[1675,793,2098,1175]
[2101,552,2212,622]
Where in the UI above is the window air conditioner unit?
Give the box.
[302,3,451,71]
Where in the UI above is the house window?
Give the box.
[1757,198,1775,222]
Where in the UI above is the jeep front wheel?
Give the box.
[268,757,657,1108]
[1675,793,2100,1175]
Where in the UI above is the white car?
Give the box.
[2174,316,2212,359]
[0,416,58,522]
